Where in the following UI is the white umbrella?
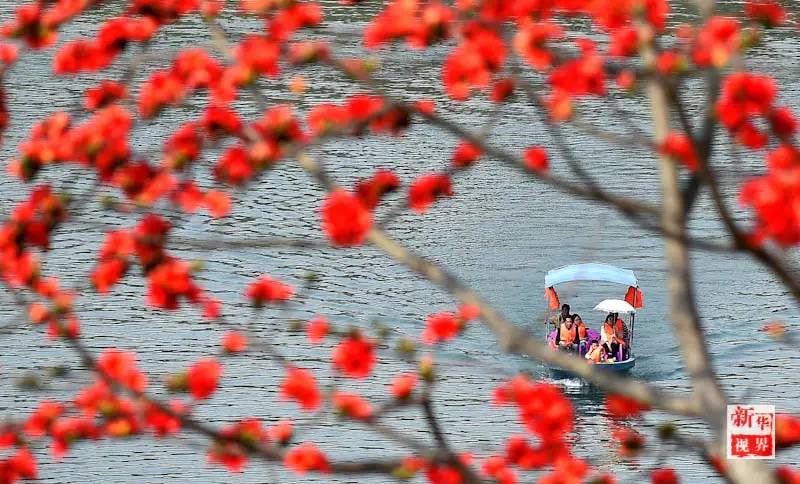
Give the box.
[593,299,636,314]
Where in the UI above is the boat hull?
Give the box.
[548,357,636,378]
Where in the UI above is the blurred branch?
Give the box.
[639,19,775,483]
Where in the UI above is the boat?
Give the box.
[543,263,643,376]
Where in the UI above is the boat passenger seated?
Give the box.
[556,316,579,352]
[585,340,605,364]
[573,314,588,355]
[601,313,616,344]
[612,312,629,347]
[603,334,624,362]
[550,304,571,328]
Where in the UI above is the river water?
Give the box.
[0,1,798,483]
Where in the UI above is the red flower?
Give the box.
[422,311,462,344]
[214,145,254,185]
[2,4,57,49]
[332,392,373,420]
[321,190,373,246]
[92,230,134,293]
[442,25,505,100]
[491,78,515,103]
[452,142,482,168]
[201,105,242,138]
[0,42,19,65]
[3,447,37,481]
[775,466,800,484]
[740,145,800,246]
[306,316,329,344]
[658,132,698,172]
[651,467,679,484]
[355,170,401,210]
[605,394,651,419]
[458,303,480,321]
[146,259,202,310]
[549,52,605,97]
[267,420,293,444]
[494,376,573,440]
[144,400,184,437]
[233,35,280,79]
[284,442,330,475]
[204,190,231,218]
[84,80,128,111]
[222,331,247,353]
[745,1,786,27]
[613,426,646,457]
[656,51,682,76]
[777,414,800,448]
[280,367,321,411]
[514,21,563,69]
[162,123,202,170]
[481,455,517,484]
[245,275,294,307]
[187,358,222,400]
[24,401,65,437]
[391,373,418,399]
[769,107,798,138]
[208,419,269,472]
[49,417,100,458]
[609,26,638,57]
[408,174,453,213]
[523,146,549,172]
[97,348,148,392]
[332,335,376,378]
[203,298,220,321]
[692,17,740,68]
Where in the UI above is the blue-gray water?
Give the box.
[0,1,798,483]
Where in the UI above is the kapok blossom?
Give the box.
[331,335,376,378]
[321,190,373,246]
[187,358,222,400]
[306,316,329,344]
[245,275,294,307]
[283,442,330,475]
[422,311,462,344]
[222,331,247,353]
[390,373,418,399]
[332,392,373,420]
[605,394,651,419]
[280,366,321,411]
[408,173,453,213]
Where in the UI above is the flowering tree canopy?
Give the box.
[0,0,799,483]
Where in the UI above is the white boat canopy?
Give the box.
[544,263,638,288]
[593,299,636,314]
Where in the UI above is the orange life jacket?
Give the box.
[559,323,576,344]
[615,319,625,343]
[577,322,587,340]
[587,346,603,363]
[602,322,614,342]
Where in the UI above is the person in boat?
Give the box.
[585,339,605,364]
[556,316,579,351]
[550,304,571,328]
[572,314,588,355]
[612,312,630,347]
[601,313,616,344]
[603,334,623,362]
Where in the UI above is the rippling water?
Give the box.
[0,1,799,483]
